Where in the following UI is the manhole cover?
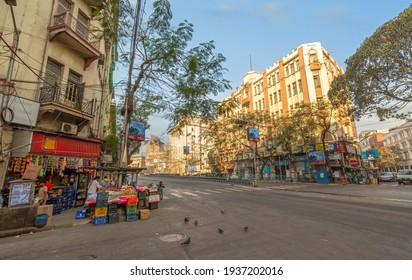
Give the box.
[159,233,186,243]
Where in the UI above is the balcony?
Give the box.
[49,11,101,70]
[39,85,96,124]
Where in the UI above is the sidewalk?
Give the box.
[0,207,90,239]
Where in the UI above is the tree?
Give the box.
[94,0,231,164]
[344,4,412,121]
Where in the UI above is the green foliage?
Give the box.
[344,4,412,120]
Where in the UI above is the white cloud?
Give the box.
[313,6,348,24]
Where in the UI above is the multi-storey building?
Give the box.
[219,42,357,180]
[169,117,211,175]
[382,120,412,169]
[1,0,116,198]
[145,136,169,174]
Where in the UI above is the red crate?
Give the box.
[126,196,139,206]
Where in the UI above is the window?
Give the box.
[45,59,62,86]
[274,93,278,104]
[270,94,273,105]
[66,71,81,103]
[276,72,280,82]
[298,79,303,92]
[313,75,320,88]
[76,11,89,39]
[287,85,292,97]
[272,75,276,84]
[292,82,297,95]
[296,60,300,71]
[280,109,283,116]
[56,0,71,15]
[285,66,289,76]
[262,98,265,110]
[309,50,318,63]
[259,100,262,110]
[278,90,282,102]
[290,63,295,73]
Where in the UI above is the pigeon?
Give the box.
[184,216,189,223]
[220,209,226,214]
[194,219,199,226]
[243,226,248,232]
[181,237,191,246]
[218,228,224,234]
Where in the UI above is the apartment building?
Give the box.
[169,117,211,175]
[145,136,169,174]
[219,42,357,179]
[1,0,116,188]
[382,120,412,168]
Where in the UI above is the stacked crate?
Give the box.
[93,192,109,225]
[148,186,160,210]
[126,196,138,222]
[107,203,119,224]
[62,186,76,210]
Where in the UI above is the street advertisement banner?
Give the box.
[128,120,145,141]
[9,181,35,207]
[183,146,190,155]
[308,151,326,165]
[247,127,260,142]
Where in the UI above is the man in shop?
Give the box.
[38,181,49,205]
[87,175,102,201]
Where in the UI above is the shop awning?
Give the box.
[30,132,100,158]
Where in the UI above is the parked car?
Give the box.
[378,172,396,182]
[397,169,412,184]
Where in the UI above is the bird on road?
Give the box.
[221,209,226,214]
[181,237,191,246]
[184,216,189,223]
[243,226,248,232]
[194,219,199,226]
[218,228,224,234]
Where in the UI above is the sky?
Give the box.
[120,0,411,145]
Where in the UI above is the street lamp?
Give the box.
[267,140,273,180]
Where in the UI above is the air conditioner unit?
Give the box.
[61,122,77,135]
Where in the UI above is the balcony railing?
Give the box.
[51,11,100,50]
[39,85,95,115]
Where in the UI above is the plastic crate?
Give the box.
[126,196,139,206]
[93,216,107,225]
[126,213,137,222]
[108,213,120,224]
[94,207,108,217]
[149,202,158,210]
[76,209,87,219]
[35,214,49,228]
[108,203,118,214]
[126,205,137,214]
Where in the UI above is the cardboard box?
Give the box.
[139,209,150,220]
[37,205,53,226]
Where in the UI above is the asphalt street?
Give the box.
[0,176,411,260]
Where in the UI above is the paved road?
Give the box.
[0,176,411,259]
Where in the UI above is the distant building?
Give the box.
[358,129,389,152]
[145,136,169,174]
[129,155,145,169]
[382,121,412,169]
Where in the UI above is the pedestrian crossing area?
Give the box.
[163,185,274,200]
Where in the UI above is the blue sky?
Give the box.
[129,0,411,141]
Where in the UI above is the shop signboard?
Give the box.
[291,145,302,154]
[247,127,260,142]
[9,180,35,207]
[336,141,346,154]
[350,159,359,167]
[22,164,41,180]
[293,155,307,162]
[128,120,145,141]
[308,151,326,165]
[329,153,342,160]
[316,143,336,152]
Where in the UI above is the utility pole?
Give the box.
[0,2,20,189]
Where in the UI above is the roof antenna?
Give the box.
[249,55,253,71]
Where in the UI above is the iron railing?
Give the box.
[52,11,100,50]
[39,86,95,115]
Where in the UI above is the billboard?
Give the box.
[247,127,260,142]
[128,120,145,141]
[183,146,190,155]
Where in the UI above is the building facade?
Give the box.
[219,42,358,180]
[169,117,211,175]
[145,136,169,174]
[382,121,412,169]
[0,0,116,205]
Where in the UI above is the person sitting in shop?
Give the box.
[100,176,109,190]
[87,175,102,201]
[38,181,49,205]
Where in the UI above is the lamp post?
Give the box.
[253,141,258,187]
[267,140,273,180]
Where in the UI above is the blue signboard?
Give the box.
[128,120,145,141]
[247,127,260,142]
[183,146,190,155]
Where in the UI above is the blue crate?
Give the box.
[76,209,87,219]
[126,213,137,222]
[93,216,107,226]
[35,214,49,228]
